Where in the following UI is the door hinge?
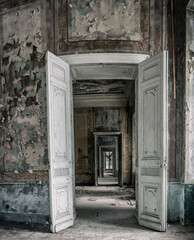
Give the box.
[159,158,167,167]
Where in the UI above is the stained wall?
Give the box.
[167,0,194,225]
[56,0,162,55]
[0,0,167,224]
[0,0,54,223]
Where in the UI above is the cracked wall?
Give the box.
[0,2,48,182]
[0,0,163,182]
[0,0,191,226]
[0,0,50,224]
[0,183,49,223]
[68,0,142,41]
[57,0,157,54]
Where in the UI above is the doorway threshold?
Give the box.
[98,177,118,186]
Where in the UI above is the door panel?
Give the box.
[137,51,168,231]
[46,51,73,233]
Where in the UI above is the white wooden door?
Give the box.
[137,51,168,231]
[46,51,73,233]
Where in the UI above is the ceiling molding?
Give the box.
[60,53,150,66]
[93,132,122,136]
[73,94,133,108]
[71,64,137,80]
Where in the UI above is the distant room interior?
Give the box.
[70,62,137,226]
[72,64,136,188]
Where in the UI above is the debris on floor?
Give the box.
[127,199,136,206]
[0,186,193,240]
[87,198,97,201]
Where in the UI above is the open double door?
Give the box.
[46,51,168,233]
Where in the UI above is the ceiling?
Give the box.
[72,64,136,106]
[71,63,137,81]
[73,80,132,95]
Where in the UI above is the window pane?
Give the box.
[106,158,109,169]
[104,150,114,170]
[110,162,113,169]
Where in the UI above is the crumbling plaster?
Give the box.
[0,183,49,223]
[0,0,164,181]
[68,0,142,41]
[57,0,153,54]
[1,0,192,226]
[0,1,48,181]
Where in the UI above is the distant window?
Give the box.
[105,151,113,170]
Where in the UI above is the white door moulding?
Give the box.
[60,53,150,67]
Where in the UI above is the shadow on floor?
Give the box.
[0,220,50,233]
[75,186,148,231]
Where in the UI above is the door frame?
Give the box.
[59,52,150,209]
[100,147,116,178]
[60,52,149,183]
[60,53,149,65]
[93,132,122,186]
[94,135,118,183]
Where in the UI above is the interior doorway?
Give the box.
[103,149,115,175]
[93,132,122,186]
[73,76,134,187]
[47,52,168,233]
[99,147,117,185]
[70,61,138,232]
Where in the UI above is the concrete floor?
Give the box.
[0,186,194,240]
[98,177,118,185]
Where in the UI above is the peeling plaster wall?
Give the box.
[0,0,163,225]
[0,1,48,180]
[0,0,192,226]
[68,0,142,41]
[0,183,49,223]
[0,1,50,223]
[56,0,163,54]
[167,0,194,225]
[73,80,129,95]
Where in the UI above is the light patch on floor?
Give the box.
[76,186,136,230]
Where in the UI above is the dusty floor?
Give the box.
[0,186,193,240]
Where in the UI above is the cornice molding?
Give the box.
[60,53,149,65]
